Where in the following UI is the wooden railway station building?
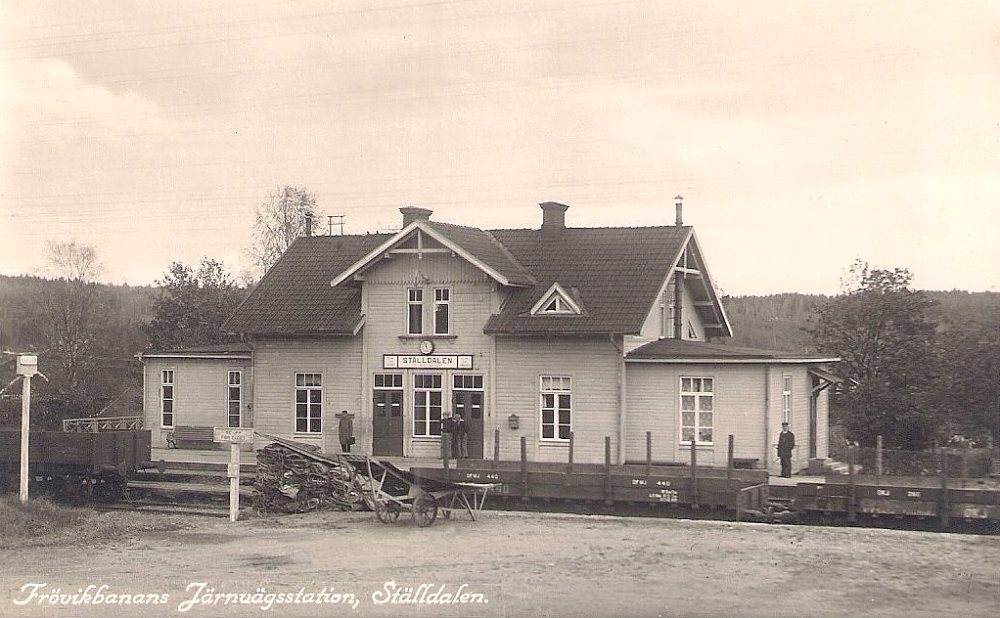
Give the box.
[146,202,838,475]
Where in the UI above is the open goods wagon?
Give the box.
[0,428,160,503]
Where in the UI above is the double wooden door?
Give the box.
[372,389,403,456]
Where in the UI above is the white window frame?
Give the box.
[227,370,242,428]
[680,377,714,445]
[433,287,451,335]
[374,373,403,389]
[540,376,572,441]
[406,288,424,335]
[782,375,792,425]
[160,369,175,428]
[413,373,443,437]
[294,372,323,434]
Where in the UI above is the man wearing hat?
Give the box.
[337,410,355,453]
[777,422,796,478]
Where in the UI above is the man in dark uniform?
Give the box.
[777,422,796,478]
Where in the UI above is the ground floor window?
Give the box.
[680,377,713,444]
[413,373,442,437]
[228,370,242,428]
[161,369,174,428]
[295,372,322,433]
[540,376,571,440]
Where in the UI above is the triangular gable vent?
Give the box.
[530,283,582,315]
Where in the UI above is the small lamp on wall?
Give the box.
[508,414,519,430]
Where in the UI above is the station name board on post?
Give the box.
[213,427,254,443]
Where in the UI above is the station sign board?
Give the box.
[213,427,254,443]
[383,354,473,370]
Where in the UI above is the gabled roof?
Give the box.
[224,215,733,339]
[626,339,840,364]
[223,234,391,336]
[329,219,534,288]
[484,226,693,335]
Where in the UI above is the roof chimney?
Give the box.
[399,206,433,228]
[540,201,569,232]
[305,211,313,237]
[674,195,684,226]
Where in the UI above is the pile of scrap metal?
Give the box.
[253,438,366,514]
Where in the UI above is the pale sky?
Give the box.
[2,1,998,295]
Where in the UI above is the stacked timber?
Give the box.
[253,442,365,514]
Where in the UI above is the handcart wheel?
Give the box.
[373,499,401,523]
[412,493,438,527]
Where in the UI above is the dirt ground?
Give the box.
[1,509,998,618]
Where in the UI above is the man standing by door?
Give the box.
[338,410,355,453]
[777,422,796,478]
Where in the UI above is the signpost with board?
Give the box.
[213,427,254,521]
[16,355,38,503]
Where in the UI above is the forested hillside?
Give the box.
[3,272,998,441]
[722,290,1000,353]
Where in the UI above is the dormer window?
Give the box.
[543,296,572,313]
[530,282,582,316]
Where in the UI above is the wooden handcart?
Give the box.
[341,455,499,527]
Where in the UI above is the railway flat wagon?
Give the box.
[0,428,159,502]
[411,461,769,514]
[795,475,1000,525]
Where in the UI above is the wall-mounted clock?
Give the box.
[419,340,435,355]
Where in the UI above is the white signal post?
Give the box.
[16,355,39,504]
[213,427,254,521]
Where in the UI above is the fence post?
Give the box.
[876,435,883,483]
[646,431,652,478]
[847,445,856,523]
[567,431,574,475]
[727,434,735,481]
[520,436,529,501]
[940,448,950,528]
[493,428,500,469]
[961,444,969,488]
[690,438,699,508]
[604,436,613,505]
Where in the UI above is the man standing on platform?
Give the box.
[777,421,796,478]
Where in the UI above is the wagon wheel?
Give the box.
[373,498,401,523]
[412,492,438,527]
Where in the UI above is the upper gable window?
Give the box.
[434,287,451,335]
[530,283,581,316]
[407,288,423,335]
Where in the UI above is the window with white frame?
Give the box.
[413,374,443,437]
[161,370,174,427]
[782,375,792,424]
[540,376,572,440]
[434,287,450,334]
[407,288,424,335]
[294,373,322,433]
[227,371,242,428]
[680,377,713,444]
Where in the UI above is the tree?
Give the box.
[936,316,1000,446]
[144,258,245,349]
[36,240,104,394]
[246,186,320,280]
[809,261,942,450]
